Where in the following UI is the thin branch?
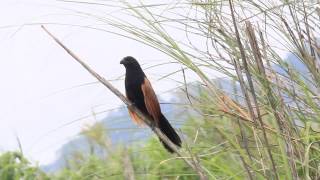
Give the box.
[41,25,208,180]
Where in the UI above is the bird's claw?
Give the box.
[150,123,156,131]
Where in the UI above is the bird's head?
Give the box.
[120,56,141,69]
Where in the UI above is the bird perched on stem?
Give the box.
[120,56,181,153]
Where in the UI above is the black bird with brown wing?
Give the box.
[120,56,181,153]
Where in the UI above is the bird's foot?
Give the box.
[150,123,156,131]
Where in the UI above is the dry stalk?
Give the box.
[245,21,298,179]
[122,148,135,180]
[228,0,278,179]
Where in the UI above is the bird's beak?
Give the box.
[120,59,125,64]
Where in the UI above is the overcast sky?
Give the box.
[0,0,200,165]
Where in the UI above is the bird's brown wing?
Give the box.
[128,109,144,125]
[141,78,161,123]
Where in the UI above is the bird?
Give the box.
[120,56,181,153]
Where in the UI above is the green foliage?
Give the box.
[0,152,48,180]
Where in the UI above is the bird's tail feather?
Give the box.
[157,114,181,153]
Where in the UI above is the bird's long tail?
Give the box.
[157,113,181,153]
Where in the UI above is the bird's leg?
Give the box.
[150,122,156,131]
[128,102,135,108]
[148,115,157,131]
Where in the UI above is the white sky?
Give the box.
[0,0,198,165]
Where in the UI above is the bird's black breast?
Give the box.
[125,70,149,115]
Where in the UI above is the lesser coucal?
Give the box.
[120,56,181,153]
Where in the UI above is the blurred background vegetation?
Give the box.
[1,0,320,179]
